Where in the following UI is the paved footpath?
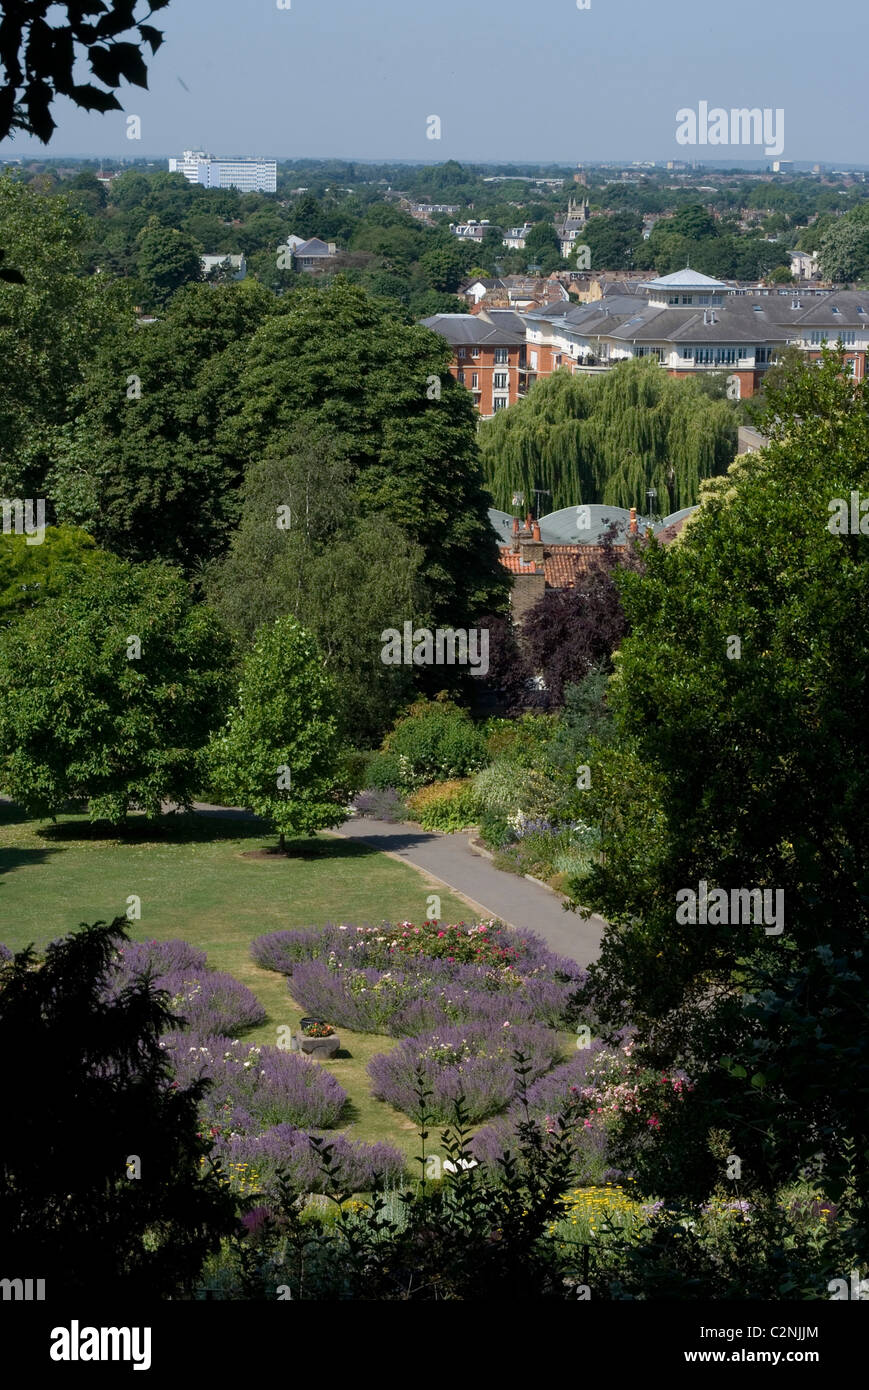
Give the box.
[334,817,605,968]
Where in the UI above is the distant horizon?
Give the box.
[2,152,867,175]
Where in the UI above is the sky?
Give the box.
[2,0,867,165]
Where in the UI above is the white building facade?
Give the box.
[169,151,277,193]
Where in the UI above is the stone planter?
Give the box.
[296,1031,340,1059]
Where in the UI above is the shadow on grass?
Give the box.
[0,846,62,879]
[0,798,31,828]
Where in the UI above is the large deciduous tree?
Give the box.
[48,280,274,568]
[0,555,233,823]
[205,437,425,746]
[227,277,508,624]
[479,358,737,514]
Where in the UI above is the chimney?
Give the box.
[629,507,638,536]
[511,516,520,552]
[520,517,545,566]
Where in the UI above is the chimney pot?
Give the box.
[629,506,638,536]
[532,521,541,541]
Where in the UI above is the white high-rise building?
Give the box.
[168,150,277,193]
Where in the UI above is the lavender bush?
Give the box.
[113,938,209,978]
[161,971,266,1035]
[0,944,12,963]
[470,1050,614,1182]
[215,1124,406,1196]
[164,1033,347,1133]
[290,955,580,1036]
[105,939,266,1036]
[350,788,406,822]
[368,1020,563,1123]
[250,925,347,975]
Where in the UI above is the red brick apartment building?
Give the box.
[420,308,529,416]
[424,269,869,408]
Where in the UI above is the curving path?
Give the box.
[334,818,606,968]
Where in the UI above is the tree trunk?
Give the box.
[278,831,285,853]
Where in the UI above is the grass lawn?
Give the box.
[0,801,499,1161]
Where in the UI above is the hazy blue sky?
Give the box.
[2,0,866,164]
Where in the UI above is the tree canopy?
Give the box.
[0,555,233,822]
[479,358,738,514]
[576,350,869,1205]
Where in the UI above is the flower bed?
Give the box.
[106,938,266,1036]
[367,1019,563,1123]
[251,920,585,1035]
[214,1124,406,1197]
[163,1032,347,1133]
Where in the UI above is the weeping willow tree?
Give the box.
[479,359,738,513]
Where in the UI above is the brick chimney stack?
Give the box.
[629,507,638,536]
[511,516,520,552]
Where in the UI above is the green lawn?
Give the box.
[0,802,487,1160]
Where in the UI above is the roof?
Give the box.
[421,313,525,346]
[489,504,698,545]
[294,237,334,257]
[498,544,623,589]
[639,267,729,290]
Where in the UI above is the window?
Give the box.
[840,331,856,345]
[494,347,509,364]
[810,330,828,345]
[682,347,694,359]
[458,348,466,359]
[471,372,479,389]
[530,350,538,369]
[493,372,508,389]
[471,347,480,358]
[493,396,508,411]
[456,370,465,384]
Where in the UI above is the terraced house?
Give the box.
[424,268,869,407]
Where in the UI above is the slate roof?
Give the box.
[421,313,526,346]
[295,238,334,257]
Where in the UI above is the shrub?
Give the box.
[471,1050,612,1180]
[383,701,487,788]
[364,750,405,791]
[0,944,12,963]
[350,786,406,821]
[255,920,585,1034]
[250,927,340,975]
[216,1125,406,1197]
[162,970,267,1035]
[106,939,266,1035]
[165,1033,347,1132]
[112,939,209,979]
[368,1020,563,1123]
[404,779,480,831]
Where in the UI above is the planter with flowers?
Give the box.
[297,1018,341,1058]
